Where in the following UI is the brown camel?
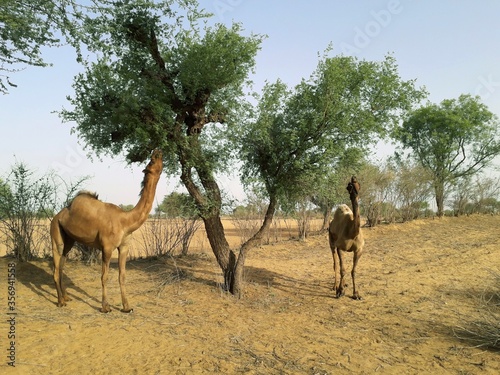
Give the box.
[51,149,163,312]
[328,176,365,300]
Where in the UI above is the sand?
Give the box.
[1,215,499,374]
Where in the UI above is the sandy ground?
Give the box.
[1,215,499,374]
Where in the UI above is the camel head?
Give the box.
[143,149,163,175]
[346,176,360,201]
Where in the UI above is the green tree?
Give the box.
[0,0,79,93]
[0,162,56,261]
[311,148,365,231]
[157,192,198,218]
[60,0,263,295]
[395,94,500,216]
[239,54,426,246]
[357,162,395,227]
[390,159,433,221]
[0,178,12,218]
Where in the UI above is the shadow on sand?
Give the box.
[9,258,101,311]
[244,265,333,299]
[127,256,333,299]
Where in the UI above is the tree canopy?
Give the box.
[238,54,427,243]
[0,0,79,94]
[59,0,264,295]
[395,94,500,216]
[157,191,198,218]
[60,4,425,294]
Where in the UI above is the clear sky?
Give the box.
[1,0,499,206]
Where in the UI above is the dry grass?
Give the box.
[454,271,500,350]
[1,215,500,374]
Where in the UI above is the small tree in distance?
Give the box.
[0,162,55,261]
[395,94,500,217]
[358,162,395,227]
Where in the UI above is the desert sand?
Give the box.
[1,215,499,374]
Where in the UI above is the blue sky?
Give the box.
[1,0,499,205]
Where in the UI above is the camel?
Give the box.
[51,149,163,312]
[328,176,365,300]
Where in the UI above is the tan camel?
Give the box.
[51,149,163,312]
[328,176,365,300]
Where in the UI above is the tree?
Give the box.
[395,94,500,216]
[391,159,433,221]
[311,148,365,231]
[0,0,80,94]
[450,175,500,215]
[0,162,55,261]
[473,176,500,214]
[156,191,201,255]
[450,175,474,216]
[357,162,395,226]
[60,0,264,295]
[0,178,10,216]
[0,162,89,261]
[157,192,198,218]
[239,54,426,245]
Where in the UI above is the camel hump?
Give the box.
[333,204,353,221]
[76,190,99,200]
[336,204,352,215]
[67,191,99,207]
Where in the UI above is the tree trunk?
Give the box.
[201,215,238,291]
[176,109,279,297]
[232,194,278,297]
[179,133,239,292]
[434,180,445,217]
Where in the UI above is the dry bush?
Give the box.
[141,216,201,258]
[231,217,262,245]
[293,201,315,240]
[455,272,500,350]
[150,261,190,297]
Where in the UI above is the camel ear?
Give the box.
[346,181,360,196]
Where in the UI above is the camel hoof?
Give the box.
[100,306,112,313]
[352,295,362,300]
[120,308,133,313]
[57,301,67,307]
[335,290,345,298]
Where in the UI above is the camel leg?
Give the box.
[52,222,74,306]
[118,246,132,313]
[336,248,347,298]
[53,252,73,305]
[331,247,340,293]
[59,254,73,302]
[351,249,363,300]
[101,250,112,313]
[53,245,66,307]
[61,240,74,303]
[329,232,339,293]
[52,221,66,307]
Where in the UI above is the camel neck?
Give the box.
[125,172,160,233]
[351,198,361,237]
